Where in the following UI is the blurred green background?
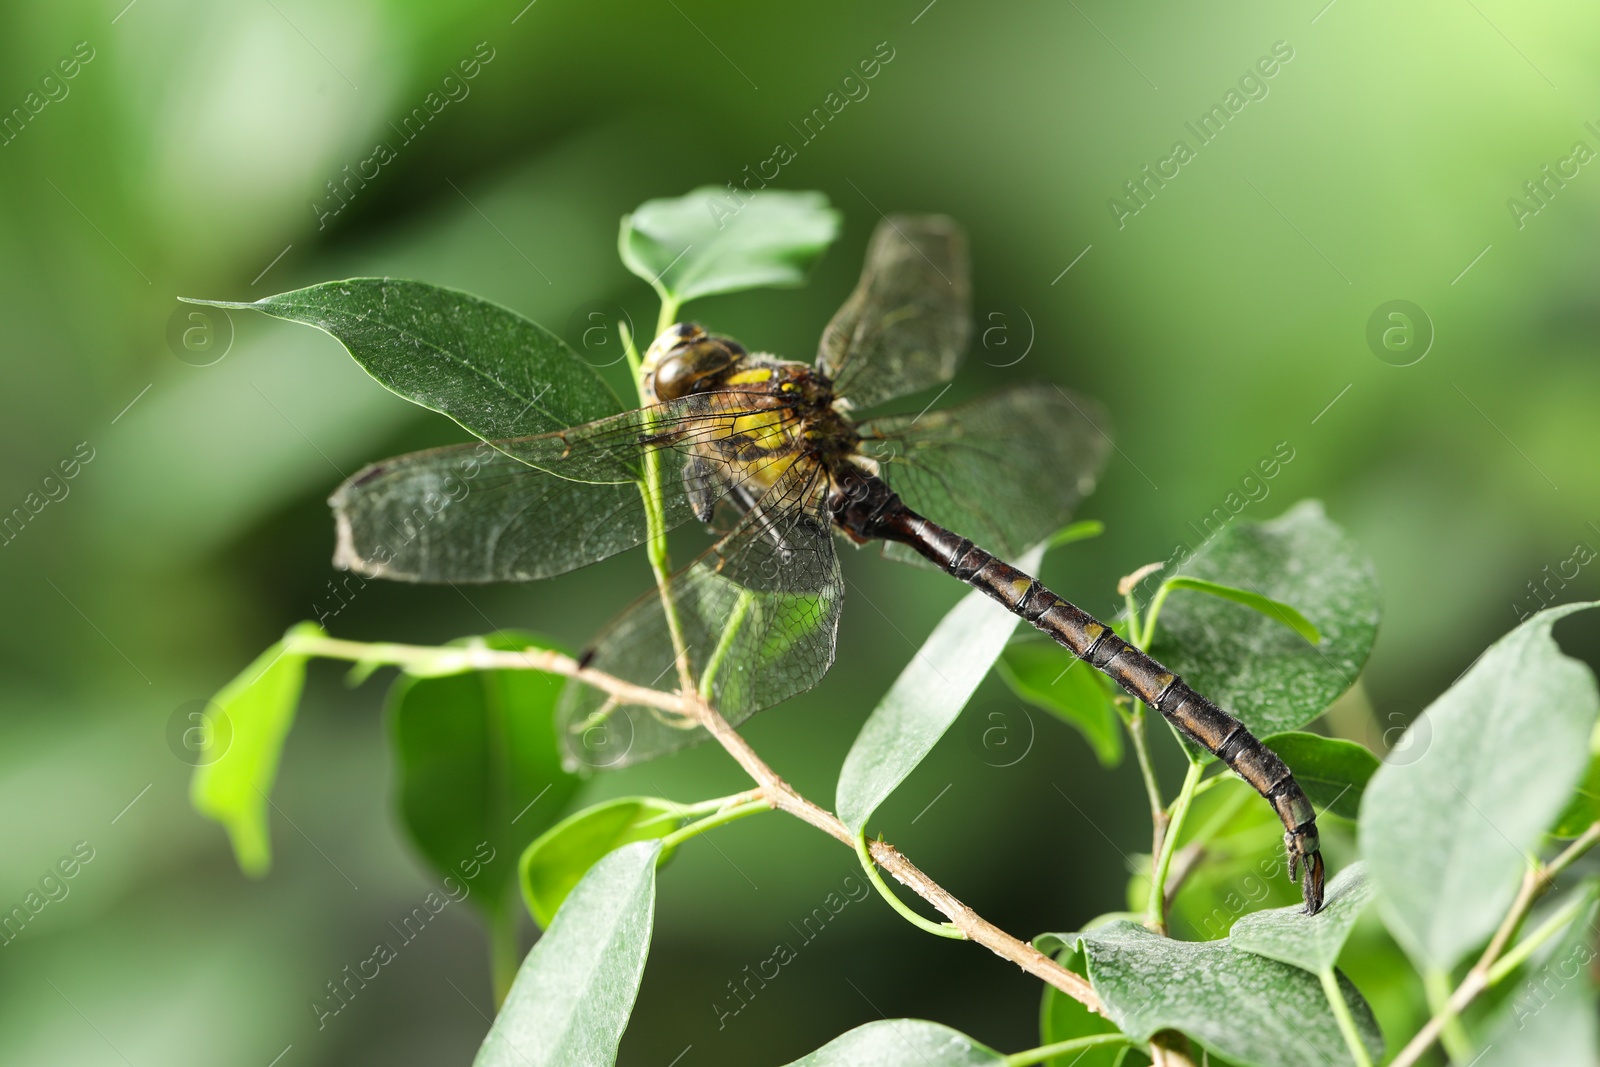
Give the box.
[3,1,1598,1063]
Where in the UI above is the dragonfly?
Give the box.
[328,215,1325,913]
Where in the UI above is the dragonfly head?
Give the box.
[643,322,749,401]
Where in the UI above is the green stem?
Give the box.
[1423,968,1472,1062]
[1486,888,1594,986]
[636,789,763,829]
[1003,1033,1130,1067]
[626,311,695,695]
[658,798,772,850]
[487,903,520,1009]
[1142,581,1178,646]
[655,296,681,341]
[1318,966,1373,1067]
[286,632,511,673]
[854,828,967,940]
[699,590,755,700]
[1387,821,1600,1067]
[1146,759,1203,931]
[1123,591,1145,647]
[1123,699,1169,873]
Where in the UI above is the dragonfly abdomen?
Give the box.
[831,467,1326,914]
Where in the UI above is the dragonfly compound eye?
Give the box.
[651,338,747,400]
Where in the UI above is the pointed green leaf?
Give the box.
[779,1020,1006,1066]
[1360,602,1600,972]
[390,631,583,920]
[1229,862,1376,973]
[475,840,661,1067]
[1047,519,1105,550]
[187,279,621,440]
[1073,920,1383,1067]
[1159,577,1320,645]
[999,641,1122,767]
[836,544,1045,833]
[190,621,322,876]
[1258,733,1379,820]
[620,187,840,307]
[1148,501,1379,750]
[519,797,686,928]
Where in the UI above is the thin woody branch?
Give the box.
[288,630,1103,1013]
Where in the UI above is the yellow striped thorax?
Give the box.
[642,322,861,502]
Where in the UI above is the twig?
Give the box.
[683,689,1101,1009]
[288,631,1104,1012]
[1388,820,1600,1067]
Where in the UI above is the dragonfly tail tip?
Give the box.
[1301,850,1326,915]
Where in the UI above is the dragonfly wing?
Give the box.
[856,384,1111,565]
[556,462,843,769]
[816,215,971,411]
[328,392,789,582]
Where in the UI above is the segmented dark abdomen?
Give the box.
[874,506,1325,912]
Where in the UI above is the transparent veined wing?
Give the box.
[327,390,796,583]
[816,215,971,411]
[556,461,843,769]
[855,384,1111,565]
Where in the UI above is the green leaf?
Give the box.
[475,839,660,1067]
[1039,942,1131,1067]
[836,544,1046,833]
[190,622,322,876]
[1071,920,1383,1067]
[1474,894,1600,1067]
[187,279,621,440]
[1148,501,1379,751]
[1553,721,1600,837]
[1258,733,1379,820]
[779,1020,1005,1066]
[519,797,685,928]
[389,631,583,920]
[1359,602,1600,972]
[1158,577,1320,645]
[999,641,1122,766]
[619,187,840,307]
[1229,862,1376,973]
